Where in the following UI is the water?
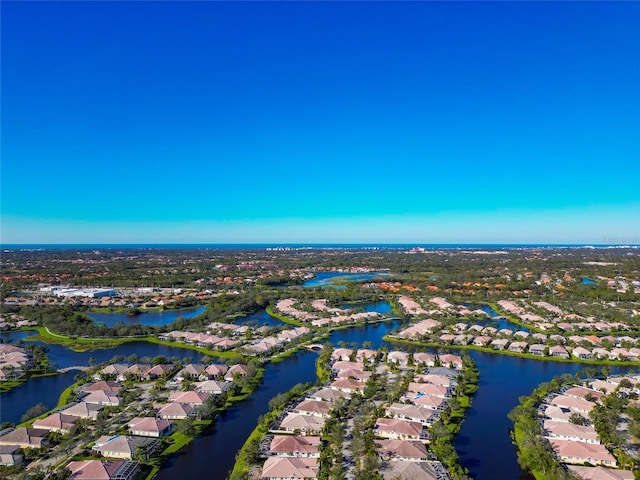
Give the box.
[0,373,78,424]
[582,277,598,285]
[462,303,531,332]
[232,309,286,328]
[155,350,319,480]
[155,319,404,480]
[0,332,205,424]
[88,306,207,327]
[456,352,632,480]
[3,320,632,479]
[341,301,393,315]
[303,271,389,288]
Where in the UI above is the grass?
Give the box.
[383,335,640,367]
[56,382,80,408]
[0,378,27,393]
[265,306,304,326]
[512,424,546,480]
[23,326,240,359]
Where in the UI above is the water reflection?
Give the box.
[88,306,207,327]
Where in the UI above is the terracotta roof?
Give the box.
[543,420,599,442]
[377,439,428,459]
[294,399,332,417]
[549,439,616,465]
[375,418,423,437]
[269,435,320,455]
[380,460,440,480]
[67,459,125,480]
[33,413,77,432]
[280,413,325,432]
[261,457,318,479]
[567,466,635,480]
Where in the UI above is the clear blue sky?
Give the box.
[2,1,639,244]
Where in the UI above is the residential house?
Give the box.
[167,391,209,406]
[128,418,172,437]
[549,346,569,359]
[572,347,593,360]
[92,435,155,460]
[438,354,463,369]
[380,460,445,480]
[175,364,206,382]
[269,435,321,458]
[373,418,425,441]
[33,413,78,434]
[407,383,449,399]
[293,399,332,418]
[543,421,600,444]
[329,378,366,395]
[385,403,435,426]
[548,439,616,467]
[472,336,492,347]
[61,402,103,420]
[491,339,510,350]
[204,364,229,378]
[567,466,635,480]
[225,364,249,382]
[143,364,173,380]
[193,380,228,395]
[550,396,596,415]
[508,342,528,353]
[0,428,49,449]
[278,413,325,436]
[83,390,120,407]
[309,388,349,403]
[529,344,547,356]
[260,456,318,480]
[67,459,139,480]
[0,445,23,466]
[376,439,428,462]
[156,403,193,420]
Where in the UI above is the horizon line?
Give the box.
[3,242,639,248]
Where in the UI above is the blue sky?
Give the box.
[2,1,639,244]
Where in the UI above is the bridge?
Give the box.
[57,365,91,373]
[306,344,324,352]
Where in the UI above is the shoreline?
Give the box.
[384,335,640,367]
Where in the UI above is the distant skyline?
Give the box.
[2,1,639,244]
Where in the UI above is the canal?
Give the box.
[2,317,633,479]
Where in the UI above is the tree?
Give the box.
[21,403,49,423]
[569,413,588,426]
[175,418,196,436]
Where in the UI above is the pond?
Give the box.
[232,309,286,328]
[341,301,393,315]
[88,306,207,327]
[0,373,78,424]
[303,271,389,288]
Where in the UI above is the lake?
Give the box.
[2,319,633,479]
[232,309,286,328]
[303,271,389,288]
[341,301,393,315]
[88,306,207,327]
